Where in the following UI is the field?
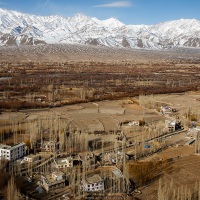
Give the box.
[0,44,200,110]
[0,44,200,199]
[0,91,199,158]
[133,153,200,200]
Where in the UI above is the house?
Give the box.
[165,120,176,132]
[128,121,140,126]
[54,155,81,169]
[41,171,65,192]
[24,154,40,162]
[120,120,141,127]
[81,174,104,192]
[54,158,73,169]
[161,106,177,114]
[41,141,59,152]
[0,143,26,161]
[165,120,182,132]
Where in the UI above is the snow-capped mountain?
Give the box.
[0,8,200,49]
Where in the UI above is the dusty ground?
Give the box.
[0,100,146,134]
[1,44,200,62]
[154,91,200,112]
[0,91,199,140]
[134,153,200,200]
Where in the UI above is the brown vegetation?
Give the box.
[158,178,200,200]
[128,160,171,187]
[6,176,21,200]
[0,57,199,110]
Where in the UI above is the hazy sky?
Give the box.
[0,0,200,25]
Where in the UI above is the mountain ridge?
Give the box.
[0,8,200,49]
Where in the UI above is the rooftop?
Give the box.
[55,156,80,165]
[42,172,65,185]
[0,143,25,150]
[86,174,103,184]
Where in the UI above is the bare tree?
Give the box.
[6,176,21,200]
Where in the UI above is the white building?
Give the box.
[54,158,73,168]
[165,120,182,132]
[54,155,81,169]
[161,106,177,114]
[128,121,140,126]
[24,154,40,162]
[82,174,104,192]
[41,141,59,152]
[165,120,176,132]
[0,143,26,161]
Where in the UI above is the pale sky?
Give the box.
[0,0,200,25]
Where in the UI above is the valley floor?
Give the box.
[0,92,199,199]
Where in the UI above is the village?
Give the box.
[0,92,200,199]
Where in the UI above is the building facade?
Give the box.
[41,141,59,152]
[54,155,81,169]
[82,174,104,192]
[24,154,40,162]
[0,143,26,161]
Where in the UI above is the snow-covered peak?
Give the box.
[101,18,124,28]
[0,7,200,49]
[154,18,200,30]
[70,13,89,21]
[151,18,200,38]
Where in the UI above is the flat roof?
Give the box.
[42,172,65,185]
[0,143,25,150]
[55,156,80,165]
[0,144,10,150]
[86,174,103,184]
[55,157,72,165]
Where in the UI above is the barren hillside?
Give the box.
[1,44,200,62]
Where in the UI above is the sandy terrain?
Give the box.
[0,100,143,134]
[0,92,199,135]
[1,44,200,63]
[154,92,200,112]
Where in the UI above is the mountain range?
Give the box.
[0,8,200,49]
